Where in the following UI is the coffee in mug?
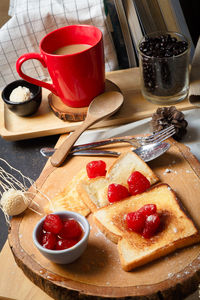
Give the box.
[16,25,105,108]
[53,44,92,55]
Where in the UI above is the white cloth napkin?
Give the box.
[75,108,200,161]
[0,0,118,90]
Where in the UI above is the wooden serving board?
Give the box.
[8,137,200,299]
[0,68,196,141]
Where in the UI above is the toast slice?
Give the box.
[77,151,159,212]
[93,183,200,271]
[45,169,90,217]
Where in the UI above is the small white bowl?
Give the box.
[32,211,90,264]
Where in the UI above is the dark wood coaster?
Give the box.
[48,79,121,122]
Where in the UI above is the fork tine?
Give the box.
[138,125,174,142]
[149,129,176,144]
[146,125,175,140]
[138,125,175,145]
[144,126,175,142]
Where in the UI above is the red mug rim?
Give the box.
[39,24,103,56]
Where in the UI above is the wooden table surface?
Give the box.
[0,241,53,300]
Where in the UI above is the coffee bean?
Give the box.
[139,33,189,95]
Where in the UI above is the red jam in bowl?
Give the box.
[39,214,83,250]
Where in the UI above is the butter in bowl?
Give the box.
[1,79,42,116]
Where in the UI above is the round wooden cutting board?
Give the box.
[8,139,200,299]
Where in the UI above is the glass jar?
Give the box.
[138,32,190,105]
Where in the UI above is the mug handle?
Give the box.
[16,53,58,95]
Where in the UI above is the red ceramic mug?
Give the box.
[16,25,105,108]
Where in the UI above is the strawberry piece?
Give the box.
[107,183,130,203]
[127,171,150,196]
[142,213,160,239]
[42,232,57,250]
[56,238,77,250]
[86,160,106,178]
[138,204,157,217]
[58,219,82,239]
[43,214,63,234]
[126,211,146,233]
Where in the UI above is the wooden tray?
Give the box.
[8,136,200,299]
[0,68,195,141]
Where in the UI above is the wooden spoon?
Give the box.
[50,91,124,167]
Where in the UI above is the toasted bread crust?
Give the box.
[94,183,200,271]
[93,213,122,244]
[78,151,159,212]
[107,151,159,185]
[77,181,100,212]
[119,233,200,271]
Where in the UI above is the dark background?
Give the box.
[180,0,200,46]
[0,134,59,251]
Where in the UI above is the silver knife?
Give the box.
[40,148,120,157]
[40,142,170,162]
[41,136,137,156]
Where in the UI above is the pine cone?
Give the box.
[151,106,188,141]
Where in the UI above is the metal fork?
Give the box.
[72,125,176,152]
[134,125,176,145]
[40,125,175,157]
